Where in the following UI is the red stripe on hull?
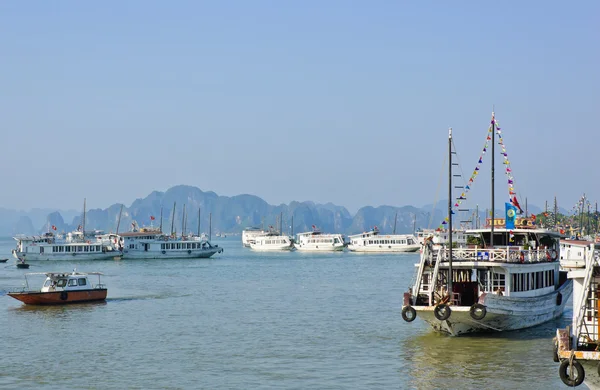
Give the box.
[8,289,107,305]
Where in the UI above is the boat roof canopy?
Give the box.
[25,272,104,277]
[465,228,561,237]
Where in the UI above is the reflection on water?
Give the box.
[401,310,572,389]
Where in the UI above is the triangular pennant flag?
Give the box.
[465,185,470,189]
[478,159,482,163]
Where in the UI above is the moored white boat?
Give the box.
[119,226,223,259]
[12,231,121,261]
[401,117,572,336]
[249,230,293,251]
[347,227,420,253]
[294,226,345,251]
[242,227,267,247]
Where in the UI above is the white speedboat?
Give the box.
[119,227,223,259]
[294,226,345,252]
[347,227,420,253]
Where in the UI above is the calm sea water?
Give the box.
[0,236,572,389]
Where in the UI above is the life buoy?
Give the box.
[434,304,451,321]
[519,251,525,263]
[60,291,68,301]
[401,306,417,322]
[162,250,166,255]
[187,250,191,254]
[556,292,563,306]
[470,303,487,320]
[547,249,558,261]
[87,240,90,244]
[559,359,585,387]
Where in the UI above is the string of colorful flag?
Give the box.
[437,122,494,230]
[570,194,593,216]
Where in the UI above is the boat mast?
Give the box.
[393,212,398,234]
[197,208,201,237]
[290,215,294,237]
[490,112,495,248]
[82,198,86,236]
[182,204,186,237]
[448,127,453,297]
[170,201,176,236]
[159,206,163,232]
[209,212,212,241]
[116,204,123,234]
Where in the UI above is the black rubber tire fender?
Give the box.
[470,303,487,320]
[60,291,68,301]
[434,304,451,321]
[559,359,584,387]
[401,306,417,322]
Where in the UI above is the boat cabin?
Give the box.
[33,272,105,292]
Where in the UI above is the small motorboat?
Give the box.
[8,271,107,305]
[0,258,8,263]
[16,263,30,269]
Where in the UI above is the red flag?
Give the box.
[51,225,57,231]
[531,214,536,220]
[511,196,523,213]
[150,216,155,221]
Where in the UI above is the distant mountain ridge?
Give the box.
[0,185,566,236]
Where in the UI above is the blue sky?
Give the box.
[1,1,598,214]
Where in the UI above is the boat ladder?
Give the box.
[574,245,600,346]
[428,247,444,306]
[411,245,436,304]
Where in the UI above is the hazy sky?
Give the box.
[1,1,598,214]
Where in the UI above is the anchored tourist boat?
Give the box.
[7,271,107,305]
[347,227,420,253]
[294,226,345,251]
[119,225,223,259]
[12,231,121,261]
[249,228,293,251]
[242,227,267,247]
[553,245,600,388]
[401,117,572,336]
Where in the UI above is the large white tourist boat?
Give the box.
[346,227,420,253]
[12,231,121,261]
[294,226,345,251]
[401,118,572,336]
[249,229,293,251]
[242,227,267,247]
[119,226,223,259]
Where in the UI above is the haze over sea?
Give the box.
[0,237,571,389]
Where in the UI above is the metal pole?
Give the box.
[490,114,495,248]
[448,127,453,297]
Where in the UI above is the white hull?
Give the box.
[294,244,344,252]
[121,248,222,259]
[347,244,420,253]
[249,245,293,251]
[13,250,120,261]
[413,280,572,336]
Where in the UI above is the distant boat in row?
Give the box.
[249,227,294,251]
[294,226,345,251]
[242,227,267,247]
[12,231,120,261]
[347,227,420,253]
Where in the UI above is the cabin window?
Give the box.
[492,272,505,292]
[57,279,67,287]
[68,279,77,287]
[177,244,181,249]
[78,278,86,286]
[78,246,83,252]
[161,244,165,250]
[84,246,89,252]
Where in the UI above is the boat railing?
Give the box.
[440,246,558,263]
[94,284,106,289]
